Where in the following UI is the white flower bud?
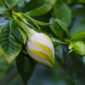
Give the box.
[26,29,55,67]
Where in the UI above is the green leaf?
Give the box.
[10,20,27,44]
[6,0,25,9]
[70,19,85,37]
[23,13,51,26]
[50,18,67,39]
[0,21,22,63]
[71,32,85,41]
[55,19,69,35]
[51,37,65,44]
[52,1,72,27]
[22,0,52,16]
[0,0,8,15]
[16,52,36,85]
[13,14,31,36]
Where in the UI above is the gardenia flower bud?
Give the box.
[26,29,55,67]
[69,41,85,55]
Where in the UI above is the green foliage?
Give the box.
[50,18,69,39]
[70,19,85,36]
[0,0,7,15]
[16,52,36,85]
[71,32,85,41]
[11,20,27,44]
[50,1,71,39]
[22,0,52,16]
[50,18,64,39]
[0,21,22,63]
[6,0,25,9]
[0,0,25,15]
[52,1,72,27]
[51,37,65,45]
[0,0,85,85]
[70,19,85,41]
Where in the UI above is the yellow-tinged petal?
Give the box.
[34,40,54,59]
[29,48,54,67]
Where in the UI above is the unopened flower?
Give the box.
[26,29,55,67]
[69,41,85,55]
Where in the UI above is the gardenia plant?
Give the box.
[0,0,85,85]
[12,12,55,67]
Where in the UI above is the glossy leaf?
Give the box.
[51,37,65,44]
[0,0,7,15]
[55,19,69,35]
[23,13,50,26]
[10,20,27,44]
[6,0,25,9]
[71,32,85,41]
[16,52,36,85]
[13,14,30,37]
[70,19,85,37]
[52,1,72,27]
[0,21,22,63]
[50,18,68,39]
[22,0,52,16]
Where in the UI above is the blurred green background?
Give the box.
[0,52,74,85]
